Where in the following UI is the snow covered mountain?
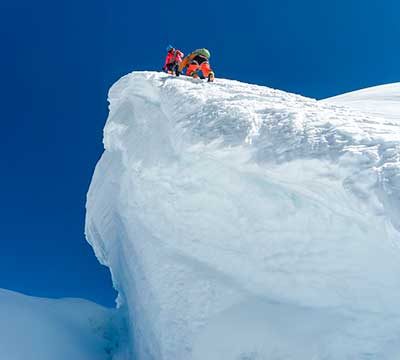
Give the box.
[323,82,400,120]
[86,72,400,360]
[0,289,126,360]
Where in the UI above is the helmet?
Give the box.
[197,48,210,59]
[166,45,174,52]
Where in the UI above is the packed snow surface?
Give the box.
[86,72,400,360]
[0,288,125,360]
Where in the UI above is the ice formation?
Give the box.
[86,72,400,359]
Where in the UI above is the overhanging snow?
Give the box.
[86,72,400,359]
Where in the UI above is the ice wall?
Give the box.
[86,72,400,359]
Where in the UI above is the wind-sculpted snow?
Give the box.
[86,72,400,359]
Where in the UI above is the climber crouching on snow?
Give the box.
[163,45,184,76]
[178,48,215,82]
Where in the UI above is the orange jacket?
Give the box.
[178,53,197,72]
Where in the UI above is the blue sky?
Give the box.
[1,0,399,307]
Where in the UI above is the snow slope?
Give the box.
[0,288,126,360]
[86,72,400,360]
[323,83,400,121]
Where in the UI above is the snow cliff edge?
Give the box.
[86,72,400,359]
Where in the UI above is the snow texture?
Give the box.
[86,72,400,359]
[0,288,127,360]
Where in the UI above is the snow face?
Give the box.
[0,288,126,360]
[86,72,400,359]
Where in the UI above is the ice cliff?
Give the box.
[86,72,400,359]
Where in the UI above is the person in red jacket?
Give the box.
[163,45,184,76]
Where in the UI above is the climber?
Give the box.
[163,45,184,76]
[178,48,215,82]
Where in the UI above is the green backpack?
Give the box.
[194,48,211,59]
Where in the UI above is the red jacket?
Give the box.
[164,49,184,66]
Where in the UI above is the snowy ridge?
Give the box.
[323,82,400,121]
[86,72,400,359]
[0,289,126,360]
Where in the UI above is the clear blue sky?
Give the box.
[1,0,399,307]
